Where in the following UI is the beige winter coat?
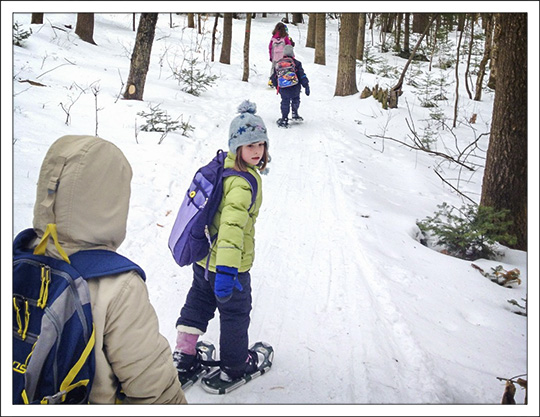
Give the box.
[31,135,186,404]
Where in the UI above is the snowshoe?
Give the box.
[201,341,274,395]
[174,341,218,390]
[276,118,289,128]
[291,113,304,123]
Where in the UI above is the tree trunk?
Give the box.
[242,14,252,82]
[487,14,501,89]
[123,13,158,101]
[457,13,466,31]
[75,13,96,45]
[292,13,303,24]
[356,13,366,60]
[198,14,202,34]
[219,13,233,64]
[335,13,359,96]
[412,13,430,34]
[480,13,527,251]
[428,14,440,71]
[314,13,326,65]
[403,13,410,54]
[453,27,464,128]
[31,13,44,24]
[474,13,494,101]
[306,13,316,48]
[464,14,475,99]
[187,13,195,28]
[394,13,402,52]
[211,14,219,62]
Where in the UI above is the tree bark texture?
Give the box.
[306,13,316,48]
[31,13,44,24]
[335,13,359,96]
[356,13,366,60]
[123,13,158,101]
[464,14,475,99]
[187,13,195,28]
[220,13,233,64]
[412,13,430,34]
[404,13,410,53]
[480,13,527,250]
[453,27,464,128]
[75,13,96,45]
[211,14,219,62]
[394,13,402,52]
[292,13,303,24]
[242,14,252,82]
[487,14,501,89]
[314,13,326,65]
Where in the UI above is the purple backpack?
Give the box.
[168,150,258,267]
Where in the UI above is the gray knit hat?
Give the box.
[228,100,269,154]
[283,44,294,57]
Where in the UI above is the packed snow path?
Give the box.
[156,85,447,404]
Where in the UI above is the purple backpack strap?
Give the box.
[203,169,258,280]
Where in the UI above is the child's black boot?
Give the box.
[277,117,289,128]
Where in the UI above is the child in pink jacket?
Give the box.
[268,22,294,87]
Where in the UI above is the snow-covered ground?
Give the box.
[3,6,539,416]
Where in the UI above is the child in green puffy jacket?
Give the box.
[173,100,270,383]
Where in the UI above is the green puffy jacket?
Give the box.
[197,152,263,273]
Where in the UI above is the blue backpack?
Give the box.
[13,227,145,404]
[168,150,258,269]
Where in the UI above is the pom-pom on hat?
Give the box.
[228,100,269,154]
[283,44,294,57]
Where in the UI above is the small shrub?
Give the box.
[377,60,400,79]
[417,202,517,260]
[138,103,180,133]
[172,57,218,96]
[362,47,383,74]
[13,22,32,46]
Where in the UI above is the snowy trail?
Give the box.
[257,111,445,404]
[181,84,444,403]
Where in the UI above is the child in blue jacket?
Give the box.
[271,45,310,128]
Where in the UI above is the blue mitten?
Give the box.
[305,85,310,96]
[214,266,243,303]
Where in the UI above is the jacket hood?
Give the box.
[33,135,132,257]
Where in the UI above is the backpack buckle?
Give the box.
[42,390,67,404]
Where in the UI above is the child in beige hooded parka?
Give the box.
[27,135,186,404]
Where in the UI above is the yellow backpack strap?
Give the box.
[33,223,70,264]
[41,324,96,404]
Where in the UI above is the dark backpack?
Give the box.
[168,150,258,268]
[275,57,299,88]
[13,227,145,404]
